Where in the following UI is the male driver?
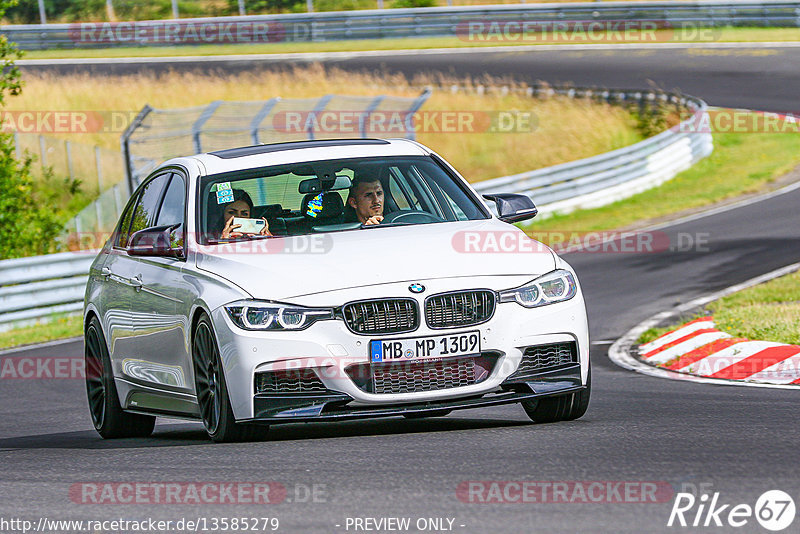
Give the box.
[346,174,384,225]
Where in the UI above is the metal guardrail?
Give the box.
[0,251,93,330]
[2,0,799,50]
[473,89,713,214]
[0,88,712,332]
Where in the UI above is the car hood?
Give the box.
[196,218,556,301]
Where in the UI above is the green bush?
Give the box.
[391,0,435,8]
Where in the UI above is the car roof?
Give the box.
[186,138,430,176]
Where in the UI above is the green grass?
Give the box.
[20,27,800,60]
[637,271,800,346]
[708,271,800,345]
[525,121,800,242]
[0,314,83,350]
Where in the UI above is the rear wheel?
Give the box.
[85,317,155,439]
[192,315,268,443]
[521,366,591,423]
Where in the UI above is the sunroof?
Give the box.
[209,139,392,159]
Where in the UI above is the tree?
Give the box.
[0,0,68,259]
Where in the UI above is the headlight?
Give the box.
[499,269,577,308]
[225,300,334,331]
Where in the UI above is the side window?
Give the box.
[125,173,172,247]
[155,174,186,227]
[388,167,418,210]
[115,192,140,248]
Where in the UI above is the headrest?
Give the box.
[301,191,344,221]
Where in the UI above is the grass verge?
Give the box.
[525,118,800,242]
[708,270,800,345]
[637,270,800,346]
[20,27,800,60]
[10,68,643,181]
[0,314,83,350]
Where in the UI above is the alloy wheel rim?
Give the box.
[85,327,106,429]
[194,323,222,434]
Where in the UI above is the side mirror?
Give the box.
[482,193,538,223]
[128,224,184,258]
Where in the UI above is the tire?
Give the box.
[403,410,452,419]
[85,316,156,439]
[521,366,591,423]
[192,315,268,443]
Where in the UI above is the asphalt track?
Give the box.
[3,46,800,533]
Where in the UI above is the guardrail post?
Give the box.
[39,135,47,170]
[65,140,74,180]
[192,101,223,153]
[361,96,385,138]
[37,0,46,24]
[307,95,334,140]
[307,0,314,13]
[113,184,122,216]
[238,0,246,15]
[250,97,281,145]
[404,88,432,141]
[95,146,104,191]
[120,105,153,194]
[171,0,179,19]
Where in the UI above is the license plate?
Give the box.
[370,331,481,363]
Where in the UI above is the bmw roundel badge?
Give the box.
[409,283,425,294]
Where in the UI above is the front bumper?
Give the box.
[211,279,589,421]
[244,364,582,423]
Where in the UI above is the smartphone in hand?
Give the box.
[231,217,266,234]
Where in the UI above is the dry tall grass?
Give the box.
[10,65,641,181]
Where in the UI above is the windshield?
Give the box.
[198,156,489,243]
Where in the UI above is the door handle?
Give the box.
[100,267,112,280]
[129,276,143,291]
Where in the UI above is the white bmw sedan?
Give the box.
[84,138,590,442]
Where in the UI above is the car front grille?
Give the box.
[346,353,498,395]
[506,342,578,381]
[425,290,496,329]
[255,369,329,394]
[342,299,419,335]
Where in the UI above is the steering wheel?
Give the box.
[381,210,444,225]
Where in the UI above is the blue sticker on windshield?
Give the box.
[306,193,324,218]
[217,182,232,192]
[216,192,234,204]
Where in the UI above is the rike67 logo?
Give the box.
[668,489,795,531]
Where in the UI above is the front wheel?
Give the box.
[192,315,268,443]
[85,316,155,439]
[521,366,591,423]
